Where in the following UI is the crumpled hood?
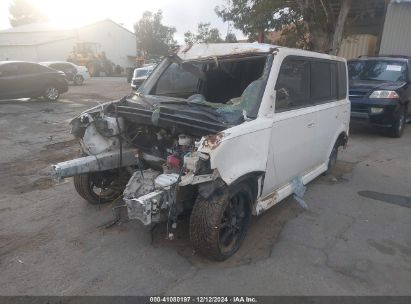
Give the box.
[69,95,245,138]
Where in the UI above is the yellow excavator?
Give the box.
[67,42,114,77]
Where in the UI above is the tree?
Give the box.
[9,0,48,27]
[215,0,357,53]
[225,32,238,42]
[134,10,177,58]
[184,23,223,44]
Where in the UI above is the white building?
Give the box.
[0,19,137,70]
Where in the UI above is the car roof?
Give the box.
[174,43,345,62]
[40,61,75,65]
[176,43,278,61]
[0,60,40,66]
[349,56,410,62]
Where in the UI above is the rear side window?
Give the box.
[18,63,44,74]
[275,57,345,112]
[310,61,338,103]
[311,61,332,101]
[275,59,310,112]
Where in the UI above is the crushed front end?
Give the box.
[52,45,271,230]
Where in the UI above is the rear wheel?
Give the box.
[43,86,60,101]
[87,61,101,77]
[387,106,406,138]
[73,171,122,205]
[325,145,338,175]
[190,183,253,261]
[73,75,84,85]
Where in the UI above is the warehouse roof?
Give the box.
[0,19,133,35]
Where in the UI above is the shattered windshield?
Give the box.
[348,60,407,82]
[134,54,272,118]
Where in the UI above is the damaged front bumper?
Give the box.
[123,170,179,225]
[123,165,219,226]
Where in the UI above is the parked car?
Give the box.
[40,61,90,85]
[348,56,411,137]
[52,43,349,260]
[131,65,155,90]
[0,61,68,101]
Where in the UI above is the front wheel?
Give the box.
[43,86,60,101]
[387,106,406,138]
[73,172,123,205]
[189,183,253,261]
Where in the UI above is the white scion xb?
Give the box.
[52,43,350,260]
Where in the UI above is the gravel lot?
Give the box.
[0,77,410,295]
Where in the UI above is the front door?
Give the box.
[263,58,317,196]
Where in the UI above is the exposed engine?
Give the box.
[123,124,197,173]
[53,110,216,228]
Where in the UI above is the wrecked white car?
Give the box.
[52,43,350,260]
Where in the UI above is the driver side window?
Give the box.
[275,59,310,112]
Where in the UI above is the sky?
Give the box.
[0,0,245,43]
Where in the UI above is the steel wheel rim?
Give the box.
[218,192,249,254]
[46,87,58,100]
[88,175,119,202]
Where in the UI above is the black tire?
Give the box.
[87,61,101,77]
[189,182,253,261]
[43,86,60,101]
[325,145,338,175]
[73,172,121,205]
[387,106,406,138]
[73,75,84,85]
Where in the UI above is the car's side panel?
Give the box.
[263,108,317,197]
[256,162,328,215]
[197,118,273,186]
[0,65,19,99]
[258,48,349,210]
[312,100,350,166]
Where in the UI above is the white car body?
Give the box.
[139,43,350,214]
[182,45,351,214]
[53,43,350,260]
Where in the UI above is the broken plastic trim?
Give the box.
[291,177,308,210]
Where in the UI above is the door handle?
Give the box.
[307,122,315,128]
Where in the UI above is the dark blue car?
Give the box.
[348,56,411,137]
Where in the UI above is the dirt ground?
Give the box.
[0,77,410,295]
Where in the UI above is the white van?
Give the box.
[53,43,350,260]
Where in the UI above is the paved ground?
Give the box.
[0,77,410,295]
